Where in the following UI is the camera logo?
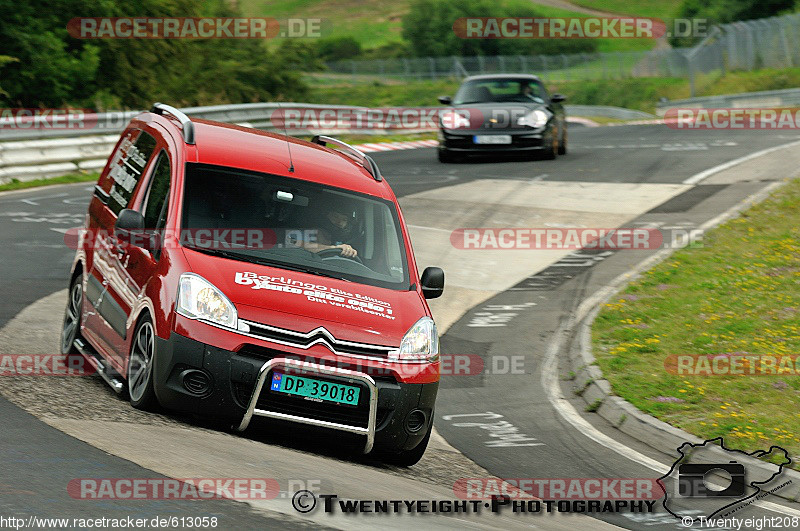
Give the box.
[659,437,792,521]
[678,461,746,497]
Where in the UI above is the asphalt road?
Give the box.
[1,123,799,529]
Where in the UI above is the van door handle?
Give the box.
[113,239,126,257]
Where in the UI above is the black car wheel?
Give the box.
[558,126,568,155]
[541,129,558,160]
[437,149,456,163]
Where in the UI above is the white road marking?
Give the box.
[406,224,452,234]
[541,179,800,517]
[19,192,69,205]
[683,139,800,185]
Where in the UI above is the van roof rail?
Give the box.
[151,103,195,145]
[311,135,382,181]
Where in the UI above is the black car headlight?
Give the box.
[517,110,549,128]
[439,110,470,130]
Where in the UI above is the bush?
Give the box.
[317,36,362,61]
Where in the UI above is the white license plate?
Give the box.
[473,135,512,145]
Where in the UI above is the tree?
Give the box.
[670,0,796,46]
[401,0,597,58]
[0,0,307,108]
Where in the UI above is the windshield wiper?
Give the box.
[185,245,352,282]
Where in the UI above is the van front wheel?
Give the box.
[128,317,160,411]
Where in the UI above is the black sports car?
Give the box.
[437,74,567,162]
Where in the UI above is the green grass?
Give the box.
[0,173,99,193]
[331,132,436,144]
[505,1,658,52]
[238,0,658,52]
[570,0,681,19]
[592,178,800,468]
[307,66,800,114]
[306,76,685,112]
[239,0,406,49]
[307,79,461,107]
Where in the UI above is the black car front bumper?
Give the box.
[153,331,438,454]
[438,128,552,153]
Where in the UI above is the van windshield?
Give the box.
[181,163,410,290]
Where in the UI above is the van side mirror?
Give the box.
[114,209,147,248]
[438,95,452,105]
[420,267,445,299]
[550,93,566,103]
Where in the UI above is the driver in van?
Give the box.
[254,187,360,258]
[303,205,360,258]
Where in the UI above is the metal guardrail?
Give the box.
[565,105,653,120]
[0,102,645,183]
[655,88,800,116]
[0,103,368,141]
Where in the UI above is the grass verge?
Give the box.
[308,67,800,114]
[593,178,800,467]
[571,0,681,19]
[237,0,658,52]
[329,132,436,144]
[0,173,100,193]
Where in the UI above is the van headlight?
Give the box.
[394,317,439,362]
[518,109,549,128]
[177,273,237,328]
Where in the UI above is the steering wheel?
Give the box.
[316,247,364,264]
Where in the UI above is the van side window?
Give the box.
[142,151,171,230]
[107,130,157,215]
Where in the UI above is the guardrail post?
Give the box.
[686,54,696,97]
[780,22,794,67]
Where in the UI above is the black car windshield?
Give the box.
[181,163,410,290]
[454,78,547,104]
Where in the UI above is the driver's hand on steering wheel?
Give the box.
[335,244,358,257]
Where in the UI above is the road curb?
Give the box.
[567,178,800,504]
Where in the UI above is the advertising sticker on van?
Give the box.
[234,272,395,320]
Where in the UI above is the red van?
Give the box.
[61,104,444,465]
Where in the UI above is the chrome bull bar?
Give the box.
[236,358,378,454]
